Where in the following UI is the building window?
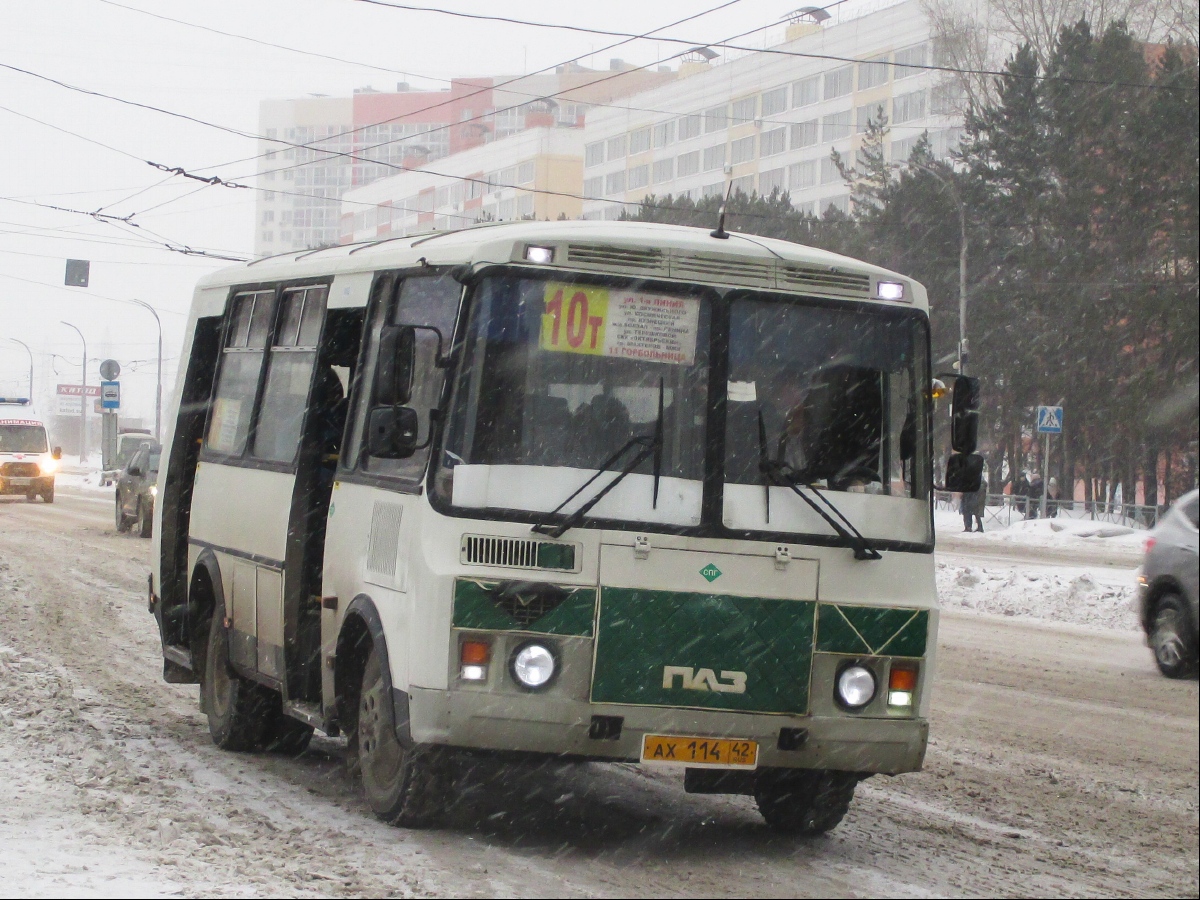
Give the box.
[731,96,757,125]
[761,86,788,117]
[793,199,816,216]
[263,191,275,200]
[629,127,652,155]
[628,165,650,189]
[605,171,626,194]
[893,90,927,124]
[894,44,928,79]
[822,111,852,142]
[760,127,787,156]
[858,55,890,90]
[702,143,726,171]
[702,182,725,198]
[857,102,887,132]
[823,194,850,215]
[760,167,786,195]
[731,174,754,195]
[820,157,842,185]
[261,230,274,242]
[704,105,728,133]
[652,158,674,183]
[653,120,675,148]
[730,135,756,164]
[585,142,605,167]
[517,161,535,183]
[262,210,275,223]
[519,195,534,216]
[677,150,700,176]
[789,160,817,190]
[792,75,820,108]
[791,119,819,148]
[932,82,964,115]
[824,66,853,100]
[678,113,702,141]
[607,134,627,160]
[584,176,604,197]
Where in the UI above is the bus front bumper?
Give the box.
[406,687,928,775]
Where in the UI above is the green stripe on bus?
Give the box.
[591,588,815,714]
[452,579,596,636]
[815,604,928,657]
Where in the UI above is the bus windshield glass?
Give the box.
[723,294,931,544]
[0,423,49,454]
[437,273,711,528]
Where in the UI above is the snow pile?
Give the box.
[935,509,1147,557]
[936,562,1140,631]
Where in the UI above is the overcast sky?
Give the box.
[1,0,892,421]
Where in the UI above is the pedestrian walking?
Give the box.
[962,466,987,532]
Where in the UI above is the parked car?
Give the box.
[102,430,154,486]
[115,441,160,538]
[1138,489,1199,677]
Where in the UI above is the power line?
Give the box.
[0,246,222,268]
[0,271,185,316]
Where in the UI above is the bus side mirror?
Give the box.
[367,406,420,459]
[950,375,980,454]
[375,325,416,407]
[52,446,63,460]
[945,451,983,493]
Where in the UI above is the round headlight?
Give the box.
[836,664,877,710]
[510,642,556,690]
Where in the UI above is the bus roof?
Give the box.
[198,220,926,310]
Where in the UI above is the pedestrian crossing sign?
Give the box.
[1036,405,1063,433]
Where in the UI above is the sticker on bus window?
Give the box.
[539,283,700,366]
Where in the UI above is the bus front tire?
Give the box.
[202,608,273,751]
[754,769,860,835]
[355,646,445,827]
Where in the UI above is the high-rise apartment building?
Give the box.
[579,0,963,220]
[255,63,675,256]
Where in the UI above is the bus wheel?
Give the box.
[754,769,859,835]
[355,646,445,827]
[202,607,272,751]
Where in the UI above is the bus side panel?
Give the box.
[155,310,222,652]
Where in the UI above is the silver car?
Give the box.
[1139,489,1199,677]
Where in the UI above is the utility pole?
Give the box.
[7,338,33,401]
[61,321,88,463]
[129,299,163,442]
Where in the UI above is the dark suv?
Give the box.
[115,442,160,538]
[1139,490,1199,677]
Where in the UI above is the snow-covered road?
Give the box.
[1,488,1196,897]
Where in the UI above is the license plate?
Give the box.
[640,733,759,769]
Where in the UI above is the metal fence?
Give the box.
[934,491,1161,530]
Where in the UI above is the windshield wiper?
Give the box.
[756,410,882,561]
[533,380,665,540]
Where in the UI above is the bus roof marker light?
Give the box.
[524,245,555,265]
[877,280,905,301]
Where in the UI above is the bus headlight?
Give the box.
[510,642,556,690]
[836,664,876,710]
[39,457,58,475]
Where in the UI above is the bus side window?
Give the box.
[206,290,275,456]
[349,271,460,481]
[251,286,328,464]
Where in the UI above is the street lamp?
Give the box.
[128,299,163,442]
[912,161,969,375]
[6,338,33,402]
[60,321,88,464]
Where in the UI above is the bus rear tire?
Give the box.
[754,769,859,835]
[355,646,445,827]
[202,606,273,751]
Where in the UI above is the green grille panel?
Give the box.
[452,579,596,636]
[816,604,929,657]
[591,588,815,714]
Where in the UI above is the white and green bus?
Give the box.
[150,220,979,833]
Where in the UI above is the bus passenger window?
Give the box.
[252,286,328,464]
[206,290,274,456]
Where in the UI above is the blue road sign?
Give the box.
[1036,405,1063,433]
[100,380,120,410]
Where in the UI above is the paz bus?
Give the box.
[149,220,980,833]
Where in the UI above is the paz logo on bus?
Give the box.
[699,563,722,582]
[663,666,747,694]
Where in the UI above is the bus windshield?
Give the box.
[0,423,49,454]
[723,294,931,544]
[437,273,711,528]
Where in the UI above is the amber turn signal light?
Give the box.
[888,664,918,708]
[459,639,491,682]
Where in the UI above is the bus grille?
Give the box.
[460,535,578,572]
[566,244,667,274]
[777,264,871,297]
